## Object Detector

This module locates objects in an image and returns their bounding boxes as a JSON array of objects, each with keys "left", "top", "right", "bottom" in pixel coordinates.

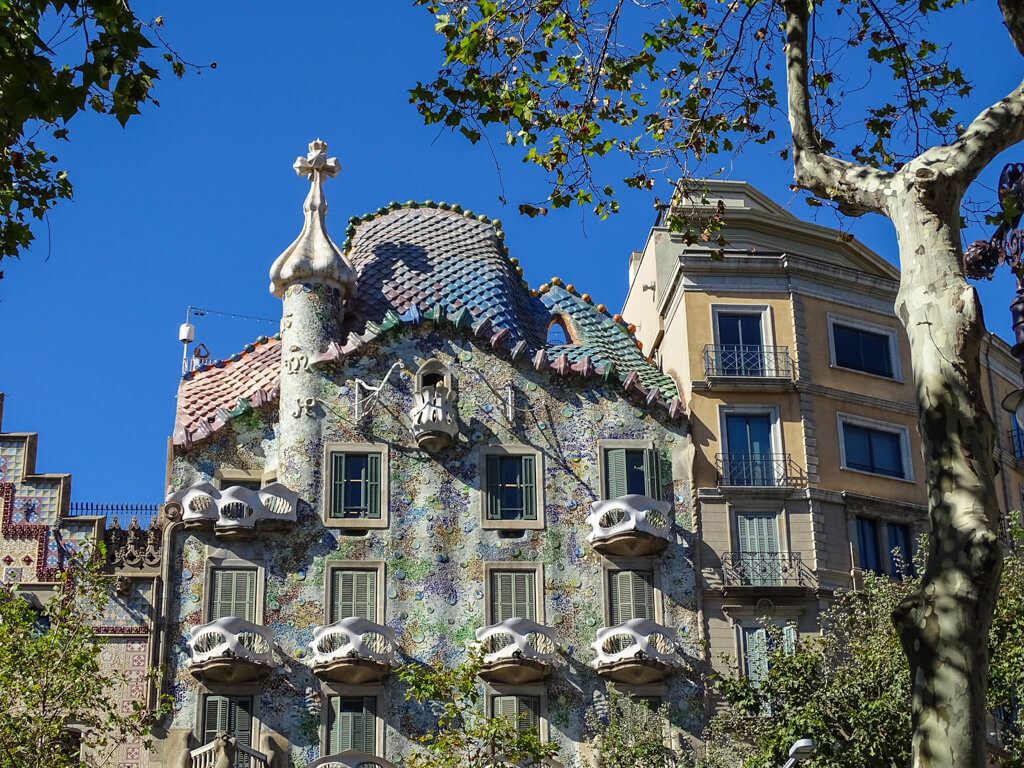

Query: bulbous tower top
[{"left": 268, "top": 139, "right": 356, "bottom": 298}]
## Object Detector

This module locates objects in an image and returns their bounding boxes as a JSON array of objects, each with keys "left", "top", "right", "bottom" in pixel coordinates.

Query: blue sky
[{"left": 0, "top": 0, "right": 1021, "bottom": 505}]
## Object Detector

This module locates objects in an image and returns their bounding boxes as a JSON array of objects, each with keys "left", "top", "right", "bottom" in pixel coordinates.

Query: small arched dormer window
[
  {"left": 546, "top": 316, "right": 574, "bottom": 346},
  {"left": 415, "top": 358, "right": 453, "bottom": 392}
]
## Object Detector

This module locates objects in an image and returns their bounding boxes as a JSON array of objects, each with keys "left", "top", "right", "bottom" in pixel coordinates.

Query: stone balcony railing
[
  {"left": 309, "top": 617, "right": 398, "bottom": 684},
  {"left": 308, "top": 753, "right": 397, "bottom": 768},
  {"left": 585, "top": 495, "right": 673, "bottom": 557},
  {"left": 475, "top": 617, "right": 558, "bottom": 684},
  {"left": 190, "top": 734, "right": 268, "bottom": 768},
  {"left": 167, "top": 482, "right": 299, "bottom": 537},
  {"left": 409, "top": 385, "right": 459, "bottom": 453},
  {"left": 187, "top": 617, "right": 275, "bottom": 684},
  {"left": 591, "top": 618, "right": 680, "bottom": 684}
]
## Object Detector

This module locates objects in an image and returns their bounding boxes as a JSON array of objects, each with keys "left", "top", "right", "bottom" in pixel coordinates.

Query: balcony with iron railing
[
  {"left": 1007, "top": 427, "right": 1024, "bottom": 462},
  {"left": 715, "top": 453, "right": 803, "bottom": 488},
  {"left": 703, "top": 345, "right": 792, "bottom": 382},
  {"left": 191, "top": 735, "right": 268, "bottom": 768},
  {"left": 591, "top": 618, "right": 681, "bottom": 685},
  {"left": 721, "top": 552, "right": 810, "bottom": 591},
  {"left": 309, "top": 617, "right": 398, "bottom": 684},
  {"left": 475, "top": 617, "right": 558, "bottom": 684},
  {"left": 186, "top": 617, "right": 275, "bottom": 684}
]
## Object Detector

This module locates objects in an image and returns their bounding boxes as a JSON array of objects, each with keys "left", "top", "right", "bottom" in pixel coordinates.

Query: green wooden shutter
[
  {"left": 330, "top": 697, "right": 375, "bottom": 755},
  {"left": 643, "top": 448, "right": 660, "bottom": 498},
  {"left": 737, "top": 514, "right": 778, "bottom": 554},
  {"left": 783, "top": 624, "right": 797, "bottom": 655},
  {"left": 367, "top": 453, "right": 381, "bottom": 518},
  {"left": 210, "top": 569, "right": 256, "bottom": 622},
  {"left": 331, "top": 452, "right": 346, "bottom": 518},
  {"left": 495, "top": 695, "right": 518, "bottom": 725},
  {"left": 203, "top": 695, "right": 229, "bottom": 744},
  {"left": 521, "top": 455, "right": 536, "bottom": 520},
  {"left": 332, "top": 570, "right": 377, "bottom": 623},
  {"left": 514, "top": 571, "right": 536, "bottom": 620},
  {"left": 606, "top": 449, "right": 628, "bottom": 498},
  {"left": 518, "top": 696, "right": 540, "bottom": 731},
  {"left": 486, "top": 455, "right": 501, "bottom": 519},
  {"left": 488, "top": 570, "right": 536, "bottom": 622},
  {"left": 743, "top": 626, "right": 769, "bottom": 685},
  {"left": 609, "top": 570, "right": 654, "bottom": 625}
]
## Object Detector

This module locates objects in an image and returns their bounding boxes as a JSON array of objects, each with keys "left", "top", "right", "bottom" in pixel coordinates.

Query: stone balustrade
[
  {"left": 585, "top": 494, "right": 672, "bottom": 556},
  {"left": 475, "top": 617, "right": 558, "bottom": 683},
  {"left": 309, "top": 617, "right": 398, "bottom": 684},
  {"left": 187, "top": 617, "right": 275, "bottom": 684},
  {"left": 167, "top": 482, "right": 299, "bottom": 537},
  {"left": 590, "top": 618, "right": 680, "bottom": 684}
]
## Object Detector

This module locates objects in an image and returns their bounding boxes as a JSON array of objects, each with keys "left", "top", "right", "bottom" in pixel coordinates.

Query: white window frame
[
  {"left": 717, "top": 405, "right": 784, "bottom": 456},
  {"left": 323, "top": 441, "right": 390, "bottom": 530},
  {"left": 710, "top": 304, "right": 775, "bottom": 348},
  {"left": 318, "top": 684, "right": 384, "bottom": 758},
  {"left": 836, "top": 412, "right": 914, "bottom": 482},
  {"left": 827, "top": 313, "right": 903, "bottom": 382},
  {"left": 479, "top": 445, "right": 545, "bottom": 530}
]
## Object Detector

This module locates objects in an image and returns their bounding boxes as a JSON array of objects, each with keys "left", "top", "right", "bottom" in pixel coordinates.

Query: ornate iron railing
[
  {"left": 67, "top": 502, "right": 158, "bottom": 530},
  {"left": 1008, "top": 427, "right": 1024, "bottom": 460},
  {"left": 722, "top": 552, "right": 807, "bottom": 587},
  {"left": 716, "top": 453, "right": 801, "bottom": 487},
  {"left": 704, "top": 345, "right": 791, "bottom": 378}
]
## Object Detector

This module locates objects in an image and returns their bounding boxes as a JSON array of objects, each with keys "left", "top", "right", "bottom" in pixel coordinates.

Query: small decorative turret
[
  {"left": 269, "top": 139, "right": 356, "bottom": 297},
  {"left": 273, "top": 139, "right": 352, "bottom": 503}
]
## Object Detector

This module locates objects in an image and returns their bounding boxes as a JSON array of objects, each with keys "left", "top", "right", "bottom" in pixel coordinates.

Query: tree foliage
[
  {"left": 702, "top": 534, "right": 1024, "bottom": 768},
  {"left": 0, "top": 0, "right": 210, "bottom": 272},
  {"left": 585, "top": 684, "right": 684, "bottom": 768},
  {"left": 0, "top": 545, "right": 171, "bottom": 768},
  {"left": 411, "top": 0, "right": 974, "bottom": 220},
  {"left": 397, "top": 649, "right": 560, "bottom": 768}
]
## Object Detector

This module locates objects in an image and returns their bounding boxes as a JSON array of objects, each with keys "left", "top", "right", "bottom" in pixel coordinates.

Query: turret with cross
[{"left": 270, "top": 139, "right": 356, "bottom": 501}]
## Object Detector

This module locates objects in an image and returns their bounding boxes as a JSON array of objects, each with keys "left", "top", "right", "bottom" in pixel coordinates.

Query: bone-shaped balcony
[
  {"left": 409, "top": 385, "right": 459, "bottom": 453},
  {"left": 591, "top": 618, "right": 680, "bottom": 684},
  {"left": 168, "top": 482, "right": 298, "bottom": 538},
  {"left": 186, "top": 617, "right": 275, "bottom": 684},
  {"left": 585, "top": 495, "right": 673, "bottom": 557},
  {"left": 309, "top": 617, "right": 398, "bottom": 684},
  {"left": 308, "top": 753, "right": 397, "bottom": 768},
  {"left": 475, "top": 618, "right": 558, "bottom": 684}
]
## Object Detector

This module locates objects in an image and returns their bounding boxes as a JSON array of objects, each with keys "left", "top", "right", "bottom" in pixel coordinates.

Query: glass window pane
[
  {"left": 623, "top": 450, "right": 647, "bottom": 495},
  {"left": 833, "top": 323, "right": 894, "bottom": 377},
  {"left": 857, "top": 518, "right": 881, "bottom": 573},
  {"left": 870, "top": 430, "right": 904, "bottom": 477},
  {"left": 843, "top": 425, "right": 874, "bottom": 472}
]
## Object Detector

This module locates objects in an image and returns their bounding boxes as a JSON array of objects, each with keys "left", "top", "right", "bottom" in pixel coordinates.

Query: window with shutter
[
  {"left": 736, "top": 513, "right": 780, "bottom": 586},
  {"left": 209, "top": 568, "right": 258, "bottom": 623},
  {"left": 604, "top": 447, "right": 659, "bottom": 499},
  {"left": 489, "top": 570, "right": 536, "bottom": 623},
  {"left": 330, "top": 451, "right": 383, "bottom": 519},
  {"left": 484, "top": 453, "right": 538, "bottom": 521},
  {"left": 608, "top": 569, "right": 655, "bottom": 626},
  {"left": 327, "top": 696, "right": 376, "bottom": 756},
  {"left": 203, "top": 696, "right": 253, "bottom": 768},
  {"left": 330, "top": 569, "right": 377, "bottom": 623},
  {"left": 742, "top": 626, "right": 769, "bottom": 686},
  {"left": 492, "top": 695, "right": 541, "bottom": 732}
]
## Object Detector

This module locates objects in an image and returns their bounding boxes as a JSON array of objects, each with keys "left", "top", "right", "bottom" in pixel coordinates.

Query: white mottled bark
[{"left": 781, "top": 1, "right": 1024, "bottom": 766}]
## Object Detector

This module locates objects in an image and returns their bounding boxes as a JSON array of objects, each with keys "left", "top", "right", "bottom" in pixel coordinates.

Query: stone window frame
[
  {"left": 203, "top": 545, "right": 267, "bottom": 626},
  {"left": 194, "top": 682, "right": 263, "bottom": 753},
  {"left": 484, "top": 681, "right": 550, "bottom": 742},
  {"left": 600, "top": 557, "right": 665, "bottom": 628},
  {"left": 482, "top": 561, "right": 546, "bottom": 626},
  {"left": 596, "top": 438, "right": 659, "bottom": 501},
  {"left": 479, "top": 444, "right": 546, "bottom": 531},
  {"left": 836, "top": 411, "right": 914, "bottom": 483},
  {"left": 322, "top": 560, "right": 387, "bottom": 625},
  {"left": 322, "top": 441, "right": 390, "bottom": 530},
  {"left": 213, "top": 468, "right": 278, "bottom": 490},
  {"left": 709, "top": 303, "right": 777, "bottom": 348},
  {"left": 318, "top": 683, "right": 385, "bottom": 758},
  {"left": 826, "top": 312, "right": 903, "bottom": 382}
]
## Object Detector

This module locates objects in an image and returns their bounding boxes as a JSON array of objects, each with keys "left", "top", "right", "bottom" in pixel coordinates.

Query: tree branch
[
  {"left": 783, "top": 0, "right": 891, "bottom": 216},
  {"left": 999, "top": 0, "right": 1024, "bottom": 57},
  {"left": 937, "top": 76, "right": 1024, "bottom": 187}
]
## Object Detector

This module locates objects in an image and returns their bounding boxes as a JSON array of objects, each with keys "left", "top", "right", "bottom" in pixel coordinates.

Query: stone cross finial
[{"left": 268, "top": 138, "right": 356, "bottom": 297}]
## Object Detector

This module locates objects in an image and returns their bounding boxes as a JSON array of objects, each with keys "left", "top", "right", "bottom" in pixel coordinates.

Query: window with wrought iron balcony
[
  {"left": 715, "top": 411, "right": 803, "bottom": 489},
  {"left": 703, "top": 310, "right": 791, "bottom": 384}
]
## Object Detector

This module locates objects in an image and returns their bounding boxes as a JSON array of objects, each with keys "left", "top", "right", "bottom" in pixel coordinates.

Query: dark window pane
[
  {"left": 857, "top": 518, "right": 881, "bottom": 573},
  {"left": 623, "top": 450, "right": 647, "bottom": 495},
  {"left": 844, "top": 424, "right": 904, "bottom": 478},
  {"left": 888, "top": 523, "right": 914, "bottom": 579},
  {"left": 833, "top": 323, "right": 894, "bottom": 377}
]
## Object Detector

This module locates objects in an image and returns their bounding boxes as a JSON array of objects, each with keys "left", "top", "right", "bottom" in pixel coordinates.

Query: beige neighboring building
[{"left": 622, "top": 179, "right": 1024, "bottom": 686}]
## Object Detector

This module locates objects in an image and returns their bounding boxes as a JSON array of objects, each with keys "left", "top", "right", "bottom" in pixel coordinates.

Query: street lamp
[
  {"left": 782, "top": 738, "right": 816, "bottom": 768},
  {"left": 964, "top": 164, "right": 1024, "bottom": 423}
]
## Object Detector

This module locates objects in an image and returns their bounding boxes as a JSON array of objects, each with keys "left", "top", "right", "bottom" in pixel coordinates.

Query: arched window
[{"left": 546, "top": 317, "right": 572, "bottom": 346}]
